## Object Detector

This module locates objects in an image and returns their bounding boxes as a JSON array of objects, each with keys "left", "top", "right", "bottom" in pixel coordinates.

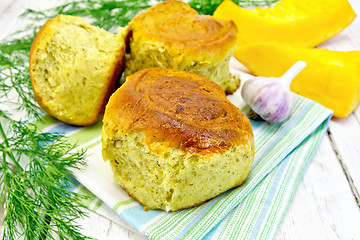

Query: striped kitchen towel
[{"left": 32, "top": 89, "right": 333, "bottom": 239}]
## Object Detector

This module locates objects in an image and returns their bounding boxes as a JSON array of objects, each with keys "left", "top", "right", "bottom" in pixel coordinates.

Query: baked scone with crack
[
  {"left": 29, "top": 15, "right": 127, "bottom": 126},
  {"left": 102, "top": 68, "right": 255, "bottom": 212},
  {"left": 124, "top": 0, "right": 240, "bottom": 94}
]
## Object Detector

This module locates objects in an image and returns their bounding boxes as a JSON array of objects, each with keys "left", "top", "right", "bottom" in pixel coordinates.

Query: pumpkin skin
[
  {"left": 234, "top": 42, "right": 360, "bottom": 118},
  {"left": 213, "top": 0, "right": 356, "bottom": 48}
]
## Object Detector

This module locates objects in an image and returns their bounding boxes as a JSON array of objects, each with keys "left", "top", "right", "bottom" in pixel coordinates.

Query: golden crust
[
  {"left": 129, "top": 0, "right": 238, "bottom": 61},
  {"left": 29, "top": 17, "right": 59, "bottom": 119},
  {"left": 29, "top": 15, "right": 126, "bottom": 126},
  {"left": 103, "top": 68, "right": 253, "bottom": 155}
]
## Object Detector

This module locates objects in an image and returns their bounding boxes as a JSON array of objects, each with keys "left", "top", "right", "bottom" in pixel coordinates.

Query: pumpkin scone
[
  {"left": 29, "top": 15, "right": 128, "bottom": 126},
  {"left": 124, "top": 0, "right": 239, "bottom": 94},
  {"left": 102, "top": 68, "right": 255, "bottom": 211}
]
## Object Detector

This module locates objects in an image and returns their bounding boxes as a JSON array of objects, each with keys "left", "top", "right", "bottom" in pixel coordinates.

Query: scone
[
  {"left": 29, "top": 15, "right": 128, "bottom": 126},
  {"left": 102, "top": 68, "right": 255, "bottom": 211},
  {"left": 124, "top": 0, "right": 240, "bottom": 94}
]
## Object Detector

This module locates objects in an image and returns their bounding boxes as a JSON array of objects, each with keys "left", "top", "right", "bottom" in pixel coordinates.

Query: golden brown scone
[
  {"left": 29, "top": 15, "right": 128, "bottom": 126},
  {"left": 124, "top": 0, "right": 240, "bottom": 94},
  {"left": 102, "top": 68, "right": 254, "bottom": 211}
]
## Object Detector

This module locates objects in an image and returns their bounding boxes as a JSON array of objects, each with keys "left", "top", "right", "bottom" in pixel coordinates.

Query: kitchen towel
[{"left": 32, "top": 84, "right": 333, "bottom": 240}]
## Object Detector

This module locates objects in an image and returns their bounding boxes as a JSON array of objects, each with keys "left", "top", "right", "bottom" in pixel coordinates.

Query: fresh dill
[
  {"left": 188, "top": 0, "right": 279, "bottom": 15},
  {"left": 0, "top": 119, "right": 88, "bottom": 240},
  {"left": 0, "top": 52, "right": 41, "bottom": 119},
  {"left": 22, "top": 0, "right": 156, "bottom": 33},
  {"left": 0, "top": 0, "right": 279, "bottom": 239}
]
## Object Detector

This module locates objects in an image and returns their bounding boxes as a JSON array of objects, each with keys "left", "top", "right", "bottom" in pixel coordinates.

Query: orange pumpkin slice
[
  {"left": 234, "top": 42, "right": 360, "bottom": 118},
  {"left": 213, "top": 0, "right": 356, "bottom": 48}
]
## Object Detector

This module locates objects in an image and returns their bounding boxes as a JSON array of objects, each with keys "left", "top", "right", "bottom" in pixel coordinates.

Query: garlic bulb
[{"left": 241, "top": 61, "right": 307, "bottom": 123}]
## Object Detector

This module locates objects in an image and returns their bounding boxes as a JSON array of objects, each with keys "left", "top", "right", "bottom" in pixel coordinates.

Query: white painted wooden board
[
  {"left": 276, "top": 135, "right": 360, "bottom": 240},
  {"left": 1, "top": 0, "right": 360, "bottom": 240},
  {"left": 75, "top": 209, "right": 146, "bottom": 240}
]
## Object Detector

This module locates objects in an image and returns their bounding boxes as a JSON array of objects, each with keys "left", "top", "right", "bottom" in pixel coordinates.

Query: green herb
[
  {"left": 22, "top": 0, "right": 156, "bottom": 32},
  {"left": 188, "top": 0, "right": 280, "bottom": 15},
  {"left": 0, "top": 119, "right": 88, "bottom": 239},
  {"left": 0, "top": 46, "right": 41, "bottom": 119}
]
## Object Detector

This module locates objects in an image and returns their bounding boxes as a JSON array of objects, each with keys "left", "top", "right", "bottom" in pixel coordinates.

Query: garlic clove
[{"left": 241, "top": 61, "right": 307, "bottom": 123}]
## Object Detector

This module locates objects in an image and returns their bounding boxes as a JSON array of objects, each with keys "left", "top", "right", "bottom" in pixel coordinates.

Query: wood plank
[
  {"left": 75, "top": 208, "right": 146, "bottom": 240},
  {"left": 354, "top": 105, "right": 360, "bottom": 124},
  {"left": 328, "top": 115, "right": 360, "bottom": 206},
  {"left": 276, "top": 134, "right": 360, "bottom": 240},
  {"left": 0, "top": 0, "right": 65, "bottom": 40},
  {"left": 0, "top": 0, "right": 14, "bottom": 15}
]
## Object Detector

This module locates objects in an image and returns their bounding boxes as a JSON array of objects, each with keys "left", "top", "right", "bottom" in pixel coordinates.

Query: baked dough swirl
[
  {"left": 105, "top": 68, "right": 252, "bottom": 154},
  {"left": 133, "top": 2, "right": 236, "bottom": 59},
  {"left": 125, "top": 0, "right": 240, "bottom": 94}
]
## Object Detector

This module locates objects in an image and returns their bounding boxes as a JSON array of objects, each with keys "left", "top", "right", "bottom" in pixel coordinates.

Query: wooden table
[{"left": 1, "top": 0, "right": 359, "bottom": 239}]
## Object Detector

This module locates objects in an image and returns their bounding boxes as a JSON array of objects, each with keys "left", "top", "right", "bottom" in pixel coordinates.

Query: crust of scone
[
  {"left": 29, "top": 15, "right": 127, "bottom": 126},
  {"left": 103, "top": 68, "right": 253, "bottom": 155},
  {"left": 129, "top": 0, "right": 237, "bottom": 61},
  {"left": 124, "top": 0, "right": 239, "bottom": 93}
]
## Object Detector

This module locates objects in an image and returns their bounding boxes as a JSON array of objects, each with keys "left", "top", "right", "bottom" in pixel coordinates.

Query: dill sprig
[
  {"left": 0, "top": 57, "right": 41, "bottom": 119},
  {"left": 22, "top": 0, "right": 156, "bottom": 32},
  {"left": 0, "top": 119, "right": 89, "bottom": 240},
  {"left": 188, "top": 0, "right": 280, "bottom": 15}
]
